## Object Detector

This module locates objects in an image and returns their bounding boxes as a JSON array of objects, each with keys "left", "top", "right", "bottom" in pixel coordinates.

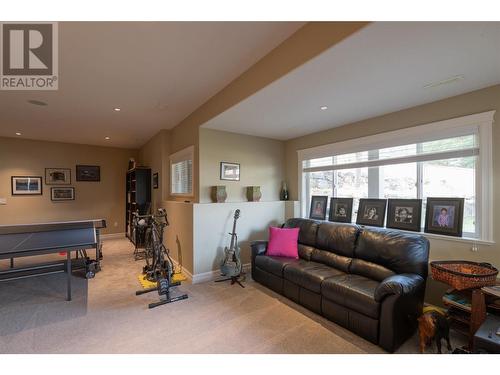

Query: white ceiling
[
  {"left": 0, "top": 22, "right": 304, "bottom": 148},
  {"left": 203, "top": 22, "right": 500, "bottom": 140}
]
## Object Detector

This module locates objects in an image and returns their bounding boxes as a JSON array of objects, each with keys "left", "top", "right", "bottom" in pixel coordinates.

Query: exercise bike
[{"left": 133, "top": 208, "right": 188, "bottom": 309}]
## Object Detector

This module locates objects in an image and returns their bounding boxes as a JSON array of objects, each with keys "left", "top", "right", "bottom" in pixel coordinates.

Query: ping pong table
[{"left": 0, "top": 219, "right": 106, "bottom": 301}]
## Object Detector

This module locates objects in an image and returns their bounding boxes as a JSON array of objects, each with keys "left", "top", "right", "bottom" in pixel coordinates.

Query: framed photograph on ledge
[
  {"left": 11, "top": 176, "right": 42, "bottom": 195},
  {"left": 45, "top": 168, "right": 71, "bottom": 185},
  {"left": 220, "top": 162, "right": 240, "bottom": 181},
  {"left": 51, "top": 187, "right": 75, "bottom": 201},
  {"left": 386, "top": 199, "right": 422, "bottom": 232},
  {"left": 309, "top": 195, "right": 328, "bottom": 220},
  {"left": 328, "top": 197, "right": 353, "bottom": 223},
  {"left": 424, "top": 197, "right": 464, "bottom": 237},
  {"left": 356, "top": 198, "right": 387, "bottom": 227}
]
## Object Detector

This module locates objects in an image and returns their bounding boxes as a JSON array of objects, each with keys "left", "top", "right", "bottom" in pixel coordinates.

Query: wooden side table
[{"left": 443, "top": 288, "right": 487, "bottom": 350}]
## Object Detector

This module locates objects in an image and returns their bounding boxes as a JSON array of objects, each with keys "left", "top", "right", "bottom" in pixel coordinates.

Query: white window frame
[
  {"left": 170, "top": 145, "right": 194, "bottom": 197},
  {"left": 297, "top": 111, "right": 495, "bottom": 243}
]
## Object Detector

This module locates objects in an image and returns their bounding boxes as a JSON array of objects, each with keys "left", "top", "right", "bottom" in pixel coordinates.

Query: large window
[
  {"left": 170, "top": 146, "right": 194, "bottom": 196},
  {"left": 299, "top": 112, "right": 494, "bottom": 241}
]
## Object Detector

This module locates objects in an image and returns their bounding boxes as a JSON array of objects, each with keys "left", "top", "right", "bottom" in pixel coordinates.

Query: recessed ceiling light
[
  {"left": 27, "top": 99, "right": 48, "bottom": 106},
  {"left": 320, "top": 106, "right": 328, "bottom": 111},
  {"left": 105, "top": 136, "right": 110, "bottom": 140},
  {"left": 114, "top": 108, "right": 121, "bottom": 112},
  {"left": 15, "top": 132, "right": 22, "bottom": 136},
  {"left": 423, "top": 75, "right": 465, "bottom": 89}
]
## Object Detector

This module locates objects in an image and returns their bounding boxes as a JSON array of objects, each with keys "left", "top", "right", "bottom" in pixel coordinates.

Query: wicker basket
[{"left": 430, "top": 260, "right": 499, "bottom": 290}]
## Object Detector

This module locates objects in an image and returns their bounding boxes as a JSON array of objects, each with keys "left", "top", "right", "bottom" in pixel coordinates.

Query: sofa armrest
[
  {"left": 374, "top": 274, "right": 424, "bottom": 302},
  {"left": 250, "top": 241, "right": 268, "bottom": 279},
  {"left": 250, "top": 240, "right": 268, "bottom": 257}
]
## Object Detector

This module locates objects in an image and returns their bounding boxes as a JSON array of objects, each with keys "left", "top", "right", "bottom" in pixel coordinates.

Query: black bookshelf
[{"left": 125, "top": 166, "right": 151, "bottom": 245}]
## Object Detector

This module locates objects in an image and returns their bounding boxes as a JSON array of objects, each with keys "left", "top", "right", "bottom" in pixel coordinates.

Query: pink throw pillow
[{"left": 267, "top": 226, "right": 299, "bottom": 259}]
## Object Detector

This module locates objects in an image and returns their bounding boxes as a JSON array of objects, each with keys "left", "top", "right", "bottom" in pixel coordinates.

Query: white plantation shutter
[
  {"left": 170, "top": 146, "right": 194, "bottom": 196},
  {"left": 171, "top": 159, "right": 192, "bottom": 194}
]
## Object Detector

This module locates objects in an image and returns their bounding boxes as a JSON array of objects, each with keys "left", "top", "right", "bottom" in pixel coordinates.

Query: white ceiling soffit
[
  {"left": 0, "top": 21, "right": 305, "bottom": 148},
  {"left": 202, "top": 22, "right": 500, "bottom": 140}
]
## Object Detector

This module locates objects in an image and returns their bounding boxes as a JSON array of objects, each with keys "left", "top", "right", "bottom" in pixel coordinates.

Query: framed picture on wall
[
  {"left": 424, "top": 197, "right": 464, "bottom": 237},
  {"left": 51, "top": 187, "right": 75, "bottom": 201},
  {"left": 356, "top": 198, "right": 387, "bottom": 227},
  {"left": 309, "top": 195, "right": 328, "bottom": 220},
  {"left": 328, "top": 197, "right": 353, "bottom": 223},
  {"left": 220, "top": 162, "right": 240, "bottom": 181},
  {"left": 11, "top": 176, "right": 43, "bottom": 195},
  {"left": 76, "top": 165, "right": 100, "bottom": 182},
  {"left": 45, "top": 168, "right": 71, "bottom": 185},
  {"left": 386, "top": 199, "right": 422, "bottom": 232},
  {"left": 153, "top": 172, "right": 159, "bottom": 189}
]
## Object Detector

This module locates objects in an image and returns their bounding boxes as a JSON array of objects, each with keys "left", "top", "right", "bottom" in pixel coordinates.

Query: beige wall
[
  {"left": 138, "top": 131, "right": 195, "bottom": 274},
  {"left": 0, "top": 136, "right": 136, "bottom": 234},
  {"left": 199, "top": 128, "right": 285, "bottom": 203},
  {"left": 162, "top": 201, "right": 194, "bottom": 275},
  {"left": 284, "top": 84, "right": 500, "bottom": 304},
  {"left": 138, "top": 129, "right": 171, "bottom": 208}
]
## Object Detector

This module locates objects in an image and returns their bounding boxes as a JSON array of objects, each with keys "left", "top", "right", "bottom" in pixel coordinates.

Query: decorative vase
[
  {"left": 211, "top": 186, "right": 227, "bottom": 203},
  {"left": 280, "top": 181, "right": 289, "bottom": 201},
  {"left": 246, "top": 186, "right": 262, "bottom": 202}
]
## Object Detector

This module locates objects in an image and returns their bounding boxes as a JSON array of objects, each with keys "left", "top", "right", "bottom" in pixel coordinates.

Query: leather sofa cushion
[
  {"left": 350, "top": 258, "right": 395, "bottom": 282},
  {"left": 310, "top": 249, "right": 352, "bottom": 272},
  {"left": 254, "top": 255, "right": 300, "bottom": 278},
  {"left": 316, "top": 222, "right": 359, "bottom": 257},
  {"left": 298, "top": 244, "right": 315, "bottom": 261},
  {"left": 283, "top": 218, "right": 320, "bottom": 247},
  {"left": 322, "top": 274, "right": 381, "bottom": 319},
  {"left": 284, "top": 260, "right": 346, "bottom": 294},
  {"left": 355, "top": 228, "right": 430, "bottom": 277}
]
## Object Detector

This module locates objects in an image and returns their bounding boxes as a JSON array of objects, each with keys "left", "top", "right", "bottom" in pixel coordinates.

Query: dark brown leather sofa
[{"left": 251, "top": 218, "right": 430, "bottom": 352}]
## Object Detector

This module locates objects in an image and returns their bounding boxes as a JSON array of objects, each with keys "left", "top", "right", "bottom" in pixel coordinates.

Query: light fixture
[
  {"left": 114, "top": 108, "right": 121, "bottom": 112},
  {"left": 15, "top": 132, "right": 22, "bottom": 136},
  {"left": 320, "top": 106, "right": 328, "bottom": 111},
  {"left": 105, "top": 136, "right": 110, "bottom": 140},
  {"left": 423, "top": 75, "right": 465, "bottom": 89}
]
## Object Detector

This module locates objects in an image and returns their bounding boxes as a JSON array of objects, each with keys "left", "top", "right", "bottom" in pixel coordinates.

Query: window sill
[
  {"left": 393, "top": 228, "right": 495, "bottom": 246},
  {"left": 421, "top": 232, "right": 494, "bottom": 246}
]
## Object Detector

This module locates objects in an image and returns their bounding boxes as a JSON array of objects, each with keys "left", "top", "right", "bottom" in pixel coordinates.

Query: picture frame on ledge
[
  {"left": 309, "top": 195, "right": 328, "bottom": 220},
  {"left": 424, "top": 197, "right": 464, "bottom": 237},
  {"left": 328, "top": 197, "right": 353, "bottom": 223},
  {"left": 11, "top": 176, "right": 43, "bottom": 195},
  {"left": 356, "top": 198, "right": 387, "bottom": 227},
  {"left": 45, "top": 168, "right": 71, "bottom": 185},
  {"left": 386, "top": 199, "right": 422, "bottom": 232},
  {"left": 76, "top": 165, "right": 100, "bottom": 182},
  {"left": 220, "top": 162, "right": 240, "bottom": 181},
  {"left": 51, "top": 187, "right": 75, "bottom": 201}
]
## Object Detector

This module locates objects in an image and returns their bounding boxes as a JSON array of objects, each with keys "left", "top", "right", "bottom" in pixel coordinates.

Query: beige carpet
[{"left": 0, "top": 238, "right": 460, "bottom": 354}]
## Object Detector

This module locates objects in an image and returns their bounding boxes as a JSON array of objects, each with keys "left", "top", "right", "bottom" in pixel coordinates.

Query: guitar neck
[{"left": 229, "top": 218, "right": 238, "bottom": 250}]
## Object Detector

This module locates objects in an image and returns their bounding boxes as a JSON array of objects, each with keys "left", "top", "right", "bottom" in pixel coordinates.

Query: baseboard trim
[
  {"left": 101, "top": 232, "right": 126, "bottom": 240},
  {"left": 100, "top": 237, "right": 250, "bottom": 285},
  {"left": 170, "top": 257, "right": 194, "bottom": 283},
  {"left": 191, "top": 263, "right": 251, "bottom": 284}
]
